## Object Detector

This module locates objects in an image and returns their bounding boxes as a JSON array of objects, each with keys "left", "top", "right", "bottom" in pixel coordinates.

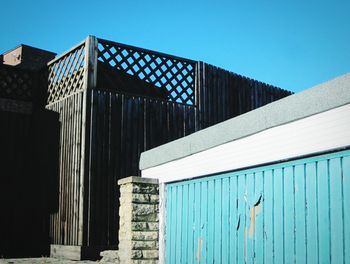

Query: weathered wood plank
[
  {"left": 46, "top": 92, "right": 85, "bottom": 246},
  {"left": 46, "top": 37, "right": 292, "bottom": 252},
  {"left": 196, "top": 63, "right": 292, "bottom": 129}
]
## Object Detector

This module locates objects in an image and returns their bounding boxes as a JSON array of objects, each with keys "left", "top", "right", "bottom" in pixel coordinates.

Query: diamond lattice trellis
[
  {"left": 47, "top": 44, "right": 85, "bottom": 103},
  {"left": 97, "top": 39, "right": 196, "bottom": 105},
  {"left": 0, "top": 65, "right": 33, "bottom": 101}
]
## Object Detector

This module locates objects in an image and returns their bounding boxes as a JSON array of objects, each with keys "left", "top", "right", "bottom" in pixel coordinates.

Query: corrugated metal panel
[{"left": 166, "top": 149, "right": 350, "bottom": 263}]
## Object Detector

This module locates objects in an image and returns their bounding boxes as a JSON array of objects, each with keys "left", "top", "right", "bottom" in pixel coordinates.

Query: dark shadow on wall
[{"left": 0, "top": 109, "right": 60, "bottom": 258}]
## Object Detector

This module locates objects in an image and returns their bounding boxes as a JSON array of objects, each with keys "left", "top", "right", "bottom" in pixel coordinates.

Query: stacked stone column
[{"left": 118, "top": 176, "right": 159, "bottom": 264}]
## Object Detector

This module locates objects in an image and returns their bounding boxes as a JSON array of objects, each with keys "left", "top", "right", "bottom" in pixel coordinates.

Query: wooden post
[{"left": 79, "top": 35, "right": 98, "bottom": 245}]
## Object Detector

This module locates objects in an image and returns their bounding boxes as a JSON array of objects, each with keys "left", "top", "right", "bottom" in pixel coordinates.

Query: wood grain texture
[
  {"left": 46, "top": 36, "right": 292, "bottom": 251},
  {"left": 47, "top": 92, "right": 84, "bottom": 246},
  {"left": 196, "top": 62, "right": 292, "bottom": 129}
]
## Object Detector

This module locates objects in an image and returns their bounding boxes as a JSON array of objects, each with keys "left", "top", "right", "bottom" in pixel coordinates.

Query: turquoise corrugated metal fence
[{"left": 166, "top": 149, "right": 350, "bottom": 263}]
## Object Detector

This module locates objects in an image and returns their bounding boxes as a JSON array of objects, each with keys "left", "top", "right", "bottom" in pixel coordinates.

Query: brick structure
[{"left": 101, "top": 176, "right": 159, "bottom": 264}]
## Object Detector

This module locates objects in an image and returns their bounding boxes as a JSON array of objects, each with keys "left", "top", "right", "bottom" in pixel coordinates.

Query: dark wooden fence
[
  {"left": 45, "top": 40, "right": 88, "bottom": 247},
  {"left": 47, "top": 92, "right": 85, "bottom": 246},
  {"left": 45, "top": 36, "right": 292, "bottom": 256},
  {"left": 87, "top": 90, "right": 196, "bottom": 246},
  {"left": 0, "top": 64, "right": 59, "bottom": 257},
  {"left": 0, "top": 64, "right": 34, "bottom": 114},
  {"left": 0, "top": 64, "right": 49, "bottom": 113},
  {"left": 196, "top": 62, "right": 291, "bottom": 129}
]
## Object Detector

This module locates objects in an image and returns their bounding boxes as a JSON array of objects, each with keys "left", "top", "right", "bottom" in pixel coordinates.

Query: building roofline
[
  {"left": 140, "top": 72, "right": 350, "bottom": 170},
  {"left": 1, "top": 44, "right": 56, "bottom": 56}
]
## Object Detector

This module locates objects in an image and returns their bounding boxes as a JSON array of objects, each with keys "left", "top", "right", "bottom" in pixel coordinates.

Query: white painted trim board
[{"left": 142, "top": 103, "right": 350, "bottom": 183}]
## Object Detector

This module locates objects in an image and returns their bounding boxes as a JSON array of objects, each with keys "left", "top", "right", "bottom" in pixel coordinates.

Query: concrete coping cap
[
  {"left": 139, "top": 72, "right": 350, "bottom": 170},
  {"left": 118, "top": 176, "right": 159, "bottom": 185}
]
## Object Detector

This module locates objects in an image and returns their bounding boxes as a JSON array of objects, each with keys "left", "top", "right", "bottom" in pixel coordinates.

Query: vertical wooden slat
[
  {"left": 138, "top": 96, "right": 143, "bottom": 161},
  {"left": 70, "top": 95, "right": 75, "bottom": 245},
  {"left": 66, "top": 96, "right": 71, "bottom": 244},
  {"left": 53, "top": 103, "right": 60, "bottom": 244},
  {"left": 70, "top": 96, "right": 75, "bottom": 244},
  {"left": 62, "top": 98, "right": 68, "bottom": 244},
  {"left": 197, "top": 62, "right": 292, "bottom": 129},
  {"left": 109, "top": 92, "right": 114, "bottom": 245},
  {"left": 131, "top": 96, "right": 139, "bottom": 175},
  {"left": 70, "top": 96, "right": 76, "bottom": 244},
  {"left": 47, "top": 92, "right": 84, "bottom": 245},
  {"left": 73, "top": 94, "right": 79, "bottom": 244},
  {"left": 75, "top": 93, "right": 82, "bottom": 243},
  {"left": 79, "top": 39, "right": 89, "bottom": 245},
  {"left": 87, "top": 89, "right": 97, "bottom": 244},
  {"left": 106, "top": 91, "right": 113, "bottom": 245}
]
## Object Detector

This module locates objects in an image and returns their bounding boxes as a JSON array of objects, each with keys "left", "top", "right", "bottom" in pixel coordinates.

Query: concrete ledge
[
  {"left": 50, "top": 244, "right": 115, "bottom": 260},
  {"left": 118, "top": 176, "right": 159, "bottom": 185},
  {"left": 140, "top": 72, "right": 350, "bottom": 170}
]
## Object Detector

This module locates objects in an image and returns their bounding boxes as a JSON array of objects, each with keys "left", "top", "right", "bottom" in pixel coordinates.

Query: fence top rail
[
  {"left": 98, "top": 37, "right": 197, "bottom": 105},
  {"left": 139, "top": 72, "right": 350, "bottom": 171},
  {"left": 47, "top": 39, "right": 86, "bottom": 66},
  {"left": 201, "top": 62, "right": 292, "bottom": 94},
  {"left": 97, "top": 38, "right": 197, "bottom": 65},
  {"left": 94, "top": 86, "right": 198, "bottom": 108}
]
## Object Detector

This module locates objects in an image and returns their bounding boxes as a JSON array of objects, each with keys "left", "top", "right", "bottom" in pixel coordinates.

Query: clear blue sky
[{"left": 1, "top": 0, "right": 349, "bottom": 92}]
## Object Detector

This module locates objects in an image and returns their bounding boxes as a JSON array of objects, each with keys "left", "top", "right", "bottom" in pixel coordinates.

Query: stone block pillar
[{"left": 117, "top": 176, "right": 159, "bottom": 264}]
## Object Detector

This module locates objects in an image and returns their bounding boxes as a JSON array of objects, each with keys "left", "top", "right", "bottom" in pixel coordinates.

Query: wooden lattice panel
[
  {"left": 47, "top": 44, "right": 85, "bottom": 103},
  {"left": 0, "top": 65, "right": 33, "bottom": 101},
  {"left": 97, "top": 39, "right": 196, "bottom": 105}
]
